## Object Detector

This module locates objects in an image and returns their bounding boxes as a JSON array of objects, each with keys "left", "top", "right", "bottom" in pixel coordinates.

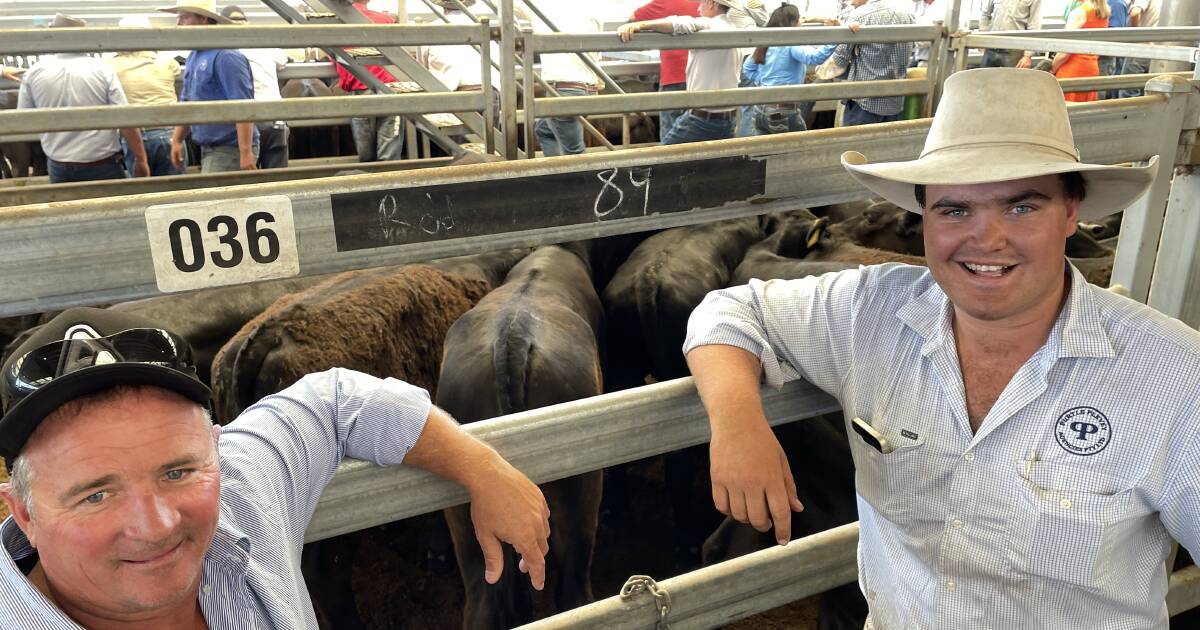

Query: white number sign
[{"left": 145, "top": 195, "right": 300, "bottom": 293}]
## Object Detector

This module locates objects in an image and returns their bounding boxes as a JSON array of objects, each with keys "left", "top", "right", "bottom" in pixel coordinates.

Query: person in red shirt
[
  {"left": 628, "top": 0, "right": 700, "bottom": 140},
  {"left": 335, "top": 0, "right": 405, "bottom": 162}
]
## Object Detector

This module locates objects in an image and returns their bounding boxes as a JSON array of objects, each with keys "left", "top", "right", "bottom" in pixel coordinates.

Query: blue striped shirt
[
  {"left": 0, "top": 368, "right": 431, "bottom": 628},
  {"left": 685, "top": 263, "right": 1200, "bottom": 629},
  {"left": 742, "top": 44, "right": 836, "bottom": 87}
]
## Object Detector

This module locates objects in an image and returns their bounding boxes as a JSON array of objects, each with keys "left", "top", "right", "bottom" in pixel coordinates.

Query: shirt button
[
  {"left": 1060, "top": 498, "right": 1072, "bottom": 509},
  {"left": 946, "top": 580, "right": 956, "bottom": 591},
  {"left": 951, "top": 519, "right": 964, "bottom": 529},
  {"left": 963, "top": 452, "right": 975, "bottom": 461},
  {"left": 202, "top": 584, "right": 212, "bottom": 594}
]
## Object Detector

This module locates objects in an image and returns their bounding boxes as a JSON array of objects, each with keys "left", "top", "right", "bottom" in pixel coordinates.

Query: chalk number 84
[{"left": 168, "top": 212, "right": 281, "bottom": 273}]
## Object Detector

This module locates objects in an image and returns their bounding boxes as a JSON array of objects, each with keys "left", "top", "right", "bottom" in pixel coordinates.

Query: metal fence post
[
  {"left": 1110, "top": 74, "right": 1193, "bottom": 302},
  {"left": 500, "top": 0, "right": 519, "bottom": 159},
  {"left": 932, "top": 0, "right": 963, "bottom": 111},
  {"left": 1147, "top": 83, "right": 1200, "bottom": 323},
  {"left": 521, "top": 27, "right": 537, "bottom": 158},
  {"left": 480, "top": 17, "right": 496, "bottom": 155}
]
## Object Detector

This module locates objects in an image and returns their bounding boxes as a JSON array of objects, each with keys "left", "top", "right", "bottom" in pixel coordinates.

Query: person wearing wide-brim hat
[
  {"left": 158, "top": 0, "right": 232, "bottom": 24},
  {"left": 686, "top": 67, "right": 1200, "bottom": 629}
]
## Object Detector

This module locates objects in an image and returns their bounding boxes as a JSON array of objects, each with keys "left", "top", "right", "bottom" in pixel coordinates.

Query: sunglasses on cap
[{"left": 3, "top": 326, "right": 196, "bottom": 410}]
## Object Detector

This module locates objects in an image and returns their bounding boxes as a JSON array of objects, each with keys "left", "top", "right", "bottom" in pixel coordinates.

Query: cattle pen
[{"left": 2, "top": 0, "right": 1200, "bottom": 627}]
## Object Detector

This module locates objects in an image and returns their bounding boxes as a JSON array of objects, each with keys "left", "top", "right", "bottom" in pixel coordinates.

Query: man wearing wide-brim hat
[
  {"left": 686, "top": 67, "right": 1199, "bottom": 628},
  {"left": 161, "top": 0, "right": 260, "bottom": 173}
]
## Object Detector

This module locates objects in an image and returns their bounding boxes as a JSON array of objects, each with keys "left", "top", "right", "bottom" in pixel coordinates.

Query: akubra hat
[
  {"left": 840, "top": 68, "right": 1157, "bottom": 222},
  {"left": 48, "top": 13, "right": 87, "bottom": 28},
  {"left": 159, "top": 0, "right": 233, "bottom": 24}
]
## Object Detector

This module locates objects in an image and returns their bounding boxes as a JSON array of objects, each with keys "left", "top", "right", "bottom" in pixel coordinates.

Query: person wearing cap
[
  {"left": 107, "top": 15, "right": 187, "bottom": 177},
  {"left": 685, "top": 68, "right": 1199, "bottom": 628},
  {"left": 826, "top": 0, "right": 914, "bottom": 126},
  {"left": 161, "top": 0, "right": 260, "bottom": 173},
  {"left": 222, "top": 5, "right": 292, "bottom": 170},
  {"left": 0, "top": 307, "right": 551, "bottom": 627},
  {"left": 16, "top": 14, "right": 150, "bottom": 184},
  {"left": 617, "top": 0, "right": 746, "bottom": 145}
]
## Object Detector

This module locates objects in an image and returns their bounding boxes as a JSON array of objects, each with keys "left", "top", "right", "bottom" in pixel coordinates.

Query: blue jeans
[
  {"left": 200, "top": 143, "right": 260, "bottom": 173},
  {"left": 123, "top": 128, "right": 184, "bottom": 177},
  {"left": 842, "top": 100, "right": 901, "bottom": 127},
  {"left": 658, "top": 82, "right": 686, "bottom": 141},
  {"left": 750, "top": 105, "right": 807, "bottom": 135},
  {"left": 981, "top": 49, "right": 1021, "bottom": 68},
  {"left": 535, "top": 86, "right": 589, "bottom": 156},
  {"left": 1118, "top": 57, "right": 1150, "bottom": 99},
  {"left": 661, "top": 110, "right": 735, "bottom": 145},
  {"left": 1097, "top": 56, "right": 1122, "bottom": 100},
  {"left": 350, "top": 89, "right": 405, "bottom": 162},
  {"left": 48, "top": 153, "right": 127, "bottom": 184}
]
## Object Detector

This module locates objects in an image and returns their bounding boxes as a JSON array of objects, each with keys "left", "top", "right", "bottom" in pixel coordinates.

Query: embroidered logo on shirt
[
  {"left": 900, "top": 429, "right": 919, "bottom": 441},
  {"left": 1054, "top": 406, "right": 1112, "bottom": 456}
]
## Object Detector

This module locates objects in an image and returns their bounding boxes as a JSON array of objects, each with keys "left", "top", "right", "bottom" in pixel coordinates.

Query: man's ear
[
  {"left": 211, "top": 423, "right": 222, "bottom": 451},
  {"left": 0, "top": 483, "right": 36, "bottom": 547},
  {"left": 1064, "top": 198, "right": 1081, "bottom": 236}
]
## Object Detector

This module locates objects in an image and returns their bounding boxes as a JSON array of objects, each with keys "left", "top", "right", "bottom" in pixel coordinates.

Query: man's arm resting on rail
[
  {"left": 403, "top": 407, "right": 551, "bottom": 590},
  {"left": 617, "top": 19, "right": 675, "bottom": 41},
  {"left": 687, "top": 344, "right": 804, "bottom": 546}
]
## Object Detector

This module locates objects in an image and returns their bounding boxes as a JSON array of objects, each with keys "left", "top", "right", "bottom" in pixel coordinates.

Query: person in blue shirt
[
  {"left": 742, "top": 3, "right": 836, "bottom": 135},
  {"left": 163, "top": 0, "right": 260, "bottom": 173},
  {"left": 1100, "top": 0, "right": 1129, "bottom": 99}
]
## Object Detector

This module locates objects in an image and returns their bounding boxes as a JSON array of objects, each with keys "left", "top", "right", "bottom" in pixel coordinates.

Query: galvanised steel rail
[
  {"left": 963, "top": 33, "right": 1200, "bottom": 63},
  {"left": 534, "top": 24, "right": 941, "bottom": 54},
  {"left": 0, "top": 24, "right": 484, "bottom": 55}
]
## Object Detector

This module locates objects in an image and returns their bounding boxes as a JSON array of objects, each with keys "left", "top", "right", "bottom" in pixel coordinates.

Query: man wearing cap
[
  {"left": 16, "top": 14, "right": 150, "bottom": 184},
  {"left": 162, "top": 0, "right": 260, "bottom": 173},
  {"left": 0, "top": 307, "right": 551, "bottom": 627},
  {"left": 107, "top": 16, "right": 187, "bottom": 177},
  {"left": 685, "top": 68, "right": 1199, "bottom": 628},
  {"left": 617, "top": 0, "right": 746, "bottom": 145},
  {"left": 222, "top": 5, "right": 292, "bottom": 169}
]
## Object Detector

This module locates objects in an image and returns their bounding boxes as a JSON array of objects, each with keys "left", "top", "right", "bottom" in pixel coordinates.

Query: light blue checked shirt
[
  {"left": 685, "top": 263, "right": 1200, "bottom": 629},
  {"left": 0, "top": 368, "right": 431, "bottom": 629}
]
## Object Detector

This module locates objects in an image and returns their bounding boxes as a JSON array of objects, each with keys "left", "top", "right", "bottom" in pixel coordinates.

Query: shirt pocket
[
  {"left": 1007, "top": 458, "right": 1134, "bottom": 589},
  {"left": 850, "top": 416, "right": 931, "bottom": 526}
]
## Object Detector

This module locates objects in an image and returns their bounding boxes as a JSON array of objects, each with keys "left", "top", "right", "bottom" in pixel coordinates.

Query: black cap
[
  {"left": 0, "top": 307, "right": 211, "bottom": 464},
  {"left": 220, "top": 5, "right": 247, "bottom": 22}
]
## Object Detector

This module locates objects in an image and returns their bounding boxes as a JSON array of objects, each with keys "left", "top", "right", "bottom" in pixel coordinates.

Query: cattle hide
[
  {"left": 829, "top": 200, "right": 924, "bottom": 256},
  {"left": 437, "top": 245, "right": 604, "bottom": 629},
  {"left": 1065, "top": 228, "right": 1113, "bottom": 259},
  {"left": 732, "top": 210, "right": 858, "bottom": 286}
]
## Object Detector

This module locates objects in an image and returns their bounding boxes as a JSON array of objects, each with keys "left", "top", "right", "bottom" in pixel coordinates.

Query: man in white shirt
[
  {"left": 223, "top": 5, "right": 291, "bottom": 169},
  {"left": 685, "top": 68, "right": 1199, "bottom": 629},
  {"left": 17, "top": 14, "right": 149, "bottom": 183},
  {"left": 618, "top": 0, "right": 744, "bottom": 145},
  {"left": 527, "top": 3, "right": 603, "bottom": 156},
  {"left": 421, "top": 0, "right": 501, "bottom": 128}
]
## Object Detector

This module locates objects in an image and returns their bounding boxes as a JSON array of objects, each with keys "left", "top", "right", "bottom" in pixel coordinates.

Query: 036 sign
[{"left": 144, "top": 196, "right": 300, "bottom": 293}]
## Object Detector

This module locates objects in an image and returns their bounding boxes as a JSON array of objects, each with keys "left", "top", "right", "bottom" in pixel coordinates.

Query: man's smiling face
[{"left": 922, "top": 174, "right": 1081, "bottom": 324}]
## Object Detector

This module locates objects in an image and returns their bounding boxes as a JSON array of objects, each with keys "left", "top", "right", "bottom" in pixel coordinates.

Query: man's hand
[
  {"left": 617, "top": 22, "right": 641, "bottom": 42},
  {"left": 132, "top": 159, "right": 150, "bottom": 178},
  {"left": 1016, "top": 54, "right": 1033, "bottom": 69},
  {"left": 710, "top": 416, "right": 803, "bottom": 545},
  {"left": 466, "top": 453, "right": 551, "bottom": 589},
  {"left": 239, "top": 151, "right": 258, "bottom": 171},
  {"left": 170, "top": 141, "right": 185, "bottom": 170},
  {"left": 847, "top": 22, "right": 862, "bottom": 33}
]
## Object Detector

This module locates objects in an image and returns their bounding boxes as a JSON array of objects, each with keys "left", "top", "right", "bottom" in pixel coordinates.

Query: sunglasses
[{"left": 3, "top": 327, "right": 196, "bottom": 409}]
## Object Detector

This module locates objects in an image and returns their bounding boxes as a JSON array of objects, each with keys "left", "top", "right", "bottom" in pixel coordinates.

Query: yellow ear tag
[{"left": 806, "top": 223, "right": 824, "bottom": 249}]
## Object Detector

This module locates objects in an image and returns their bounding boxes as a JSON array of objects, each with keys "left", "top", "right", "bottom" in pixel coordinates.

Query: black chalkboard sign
[{"left": 330, "top": 155, "right": 766, "bottom": 252}]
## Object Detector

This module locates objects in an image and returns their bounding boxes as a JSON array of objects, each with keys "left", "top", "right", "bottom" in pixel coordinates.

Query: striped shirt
[
  {"left": 829, "top": 0, "right": 914, "bottom": 116},
  {"left": 685, "top": 263, "right": 1200, "bottom": 629},
  {"left": 0, "top": 368, "right": 431, "bottom": 629}
]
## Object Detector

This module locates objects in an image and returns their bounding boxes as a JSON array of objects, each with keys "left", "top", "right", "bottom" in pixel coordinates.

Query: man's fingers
[
  {"left": 784, "top": 467, "right": 805, "bottom": 513},
  {"left": 712, "top": 485, "right": 731, "bottom": 516},
  {"left": 478, "top": 534, "right": 504, "bottom": 585},
  {"left": 745, "top": 490, "right": 773, "bottom": 533},
  {"left": 727, "top": 489, "right": 750, "bottom": 525},
  {"left": 515, "top": 540, "right": 547, "bottom": 591},
  {"left": 768, "top": 480, "right": 793, "bottom": 545}
]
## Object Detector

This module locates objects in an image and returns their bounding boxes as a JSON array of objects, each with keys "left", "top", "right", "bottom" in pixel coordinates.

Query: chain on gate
[{"left": 620, "top": 574, "right": 672, "bottom": 630}]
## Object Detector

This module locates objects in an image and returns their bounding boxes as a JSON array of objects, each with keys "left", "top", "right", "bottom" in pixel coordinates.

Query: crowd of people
[{"left": 0, "top": 0, "right": 1174, "bottom": 180}]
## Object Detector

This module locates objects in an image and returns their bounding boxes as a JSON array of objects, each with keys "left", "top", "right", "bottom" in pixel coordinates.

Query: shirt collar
[{"left": 896, "top": 261, "right": 1115, "bottom": 359}]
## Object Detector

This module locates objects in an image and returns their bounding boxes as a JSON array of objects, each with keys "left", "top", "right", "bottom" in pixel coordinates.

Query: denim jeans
[
  {"left": 535, "top": 86, "right": 589, "bottom": 156},
  {"left": 1097, "top": 56, "right": 1122, "bottom": 100},
  {"left": 350, "top": 89, "right": 405, "bottom": 162},
  {"left": 842, "top": 100, "right": 902, "bottom": 127},
  {"left": 661, "top": 110, "right": 735, "bottom": 145},
  {"left": 200, "top": 143, "right": 260, "bottom": 173},
  {"left": 123, "top": 128, "right": 183, "bottom": 177},
  {"left": 750, "top": 105, "right": 807, "bottom": 135},
  {"left": 658, "top": 82, "right": 686, "bottom": 141},
  {"left": 48, "top": 153, "right": 127, "bottom": 184},
  {"left": 1118, "top": 57, "right": 1150, "bottom": 99},
  {"left": 981, "top": 48, "right": 1021, "bottom": 68},
  {"left": 256, "top": 121, "right": 290, "bottom": 169}
]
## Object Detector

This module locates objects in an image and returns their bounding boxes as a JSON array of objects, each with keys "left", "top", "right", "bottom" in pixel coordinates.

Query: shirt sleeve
[
  {"left": 106, "top": 67, "right": 129, "bottom": 107},
  {"left": 788, "top": 43, "right": 837, "bottom": 65},
  {"left": 1158, "top": 405, "right": 1200, "bottom": 564},
  {"left": 16, "top": 79, "right": 33, "bottom": 109},
  {"left": 742, "top": 55, "right": 761, "bottom": 82},
  {"left": 683, "top": 269, "right": 862, "bottom": 396},
  {"left": 216, "top": 368, "right": 432, "bottom": 544},
  {"left": 215, "top": 50, "right": 256, "bottom": 101},
  {"left": 670, "top": 15, "right": 712, "bottom": 34}
]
